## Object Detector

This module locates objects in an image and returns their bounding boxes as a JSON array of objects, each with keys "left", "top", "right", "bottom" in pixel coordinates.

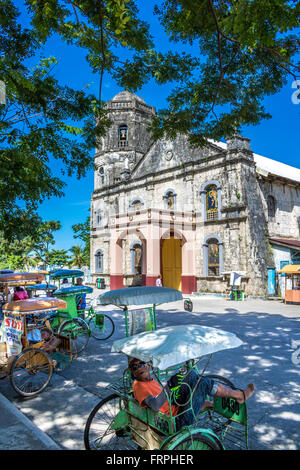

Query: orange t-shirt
[{"left": 133, "top": 379, "right": 178, "bottom": 416}]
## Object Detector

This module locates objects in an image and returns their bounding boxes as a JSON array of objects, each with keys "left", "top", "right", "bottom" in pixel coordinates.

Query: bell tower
[{"left": 94, "top": 90, "right": 156, "bottom": 188}]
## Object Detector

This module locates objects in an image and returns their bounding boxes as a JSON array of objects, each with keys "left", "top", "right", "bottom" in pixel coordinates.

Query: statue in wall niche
[
  {"left": 98, "top": 166, "right": 105, "bottom": 185},
  {"left": 165, "top": 150, "right": 173, "bottom": 161},
  {"left": 207, "top": 187, "right": 217, "bottom": 209}
]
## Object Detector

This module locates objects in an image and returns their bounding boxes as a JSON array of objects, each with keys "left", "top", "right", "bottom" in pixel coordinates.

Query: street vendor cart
[
  {"left": 279, "top": 264, "right": 300, "bottom": 304},
  {"left": 0, "top": 297, "right": 73, "bottom": 397}
]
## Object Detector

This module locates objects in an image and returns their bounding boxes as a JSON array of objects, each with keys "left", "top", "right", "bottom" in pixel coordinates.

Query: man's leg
[
  {"left": 174, "top": 370, "right": 216, "bottom": 428},
  {"left": 175, "top": 371, "right": 255, "bottom": 430},
  {"left": 214, "top": 383, "right": 255, "bottom": 403}
]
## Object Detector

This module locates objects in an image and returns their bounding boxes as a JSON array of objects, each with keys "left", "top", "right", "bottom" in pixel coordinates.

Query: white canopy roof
[{"left": 111, "top": 325, "right": 244, "bottom": 370}]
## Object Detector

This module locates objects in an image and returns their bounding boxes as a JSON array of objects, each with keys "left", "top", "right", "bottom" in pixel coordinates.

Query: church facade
[{"left": 90, "top": 91, "right": 300, "bottom": 295}]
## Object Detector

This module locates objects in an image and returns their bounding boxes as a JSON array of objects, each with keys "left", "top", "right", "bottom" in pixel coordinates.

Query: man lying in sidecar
[{"left": 129, "top": 357, "right": 255, "bottom": 430}]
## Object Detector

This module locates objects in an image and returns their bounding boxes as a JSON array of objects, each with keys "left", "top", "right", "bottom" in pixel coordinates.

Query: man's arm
[{"left": 142, "top": 385, "right": 171, "bottom": 412}]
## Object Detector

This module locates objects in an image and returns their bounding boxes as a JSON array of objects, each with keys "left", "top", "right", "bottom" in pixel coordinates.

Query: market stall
[{"left": 279, "top": 264, "right": 300, "bottom": 304}]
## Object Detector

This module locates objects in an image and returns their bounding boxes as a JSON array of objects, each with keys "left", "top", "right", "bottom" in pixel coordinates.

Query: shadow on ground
[{"left": 1, "top": 303, "right": 299, "bottom": 450}]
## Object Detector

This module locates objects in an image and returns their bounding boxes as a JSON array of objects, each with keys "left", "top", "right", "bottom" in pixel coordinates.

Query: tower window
[
  {"left": 267, "top": 195, "right": 276, "bottom": 219},
  {"left": 95, "top": 250, "right": 103, "bottom": 273},
  {"left": 119, "top": 125, "right": 128, "bottom": 147},
  {"left": 95, "top": 209, "right": 103, "bottom": 226},
  {"left": 99, "top": 167, "right": 104, "bottom": 185}
]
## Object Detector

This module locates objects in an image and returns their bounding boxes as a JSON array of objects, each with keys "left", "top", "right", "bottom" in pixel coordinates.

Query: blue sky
[{"left": 22, "top": 1, "right": 299, "bottom": 251}]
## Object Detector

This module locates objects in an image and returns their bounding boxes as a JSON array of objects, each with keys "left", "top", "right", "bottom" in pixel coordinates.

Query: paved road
[{"left": 0, "top": 294, "right": 299, "bottom": 450}]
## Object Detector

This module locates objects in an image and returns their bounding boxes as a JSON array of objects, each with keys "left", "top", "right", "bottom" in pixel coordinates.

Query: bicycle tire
[
  {"left": 9, "top": 348, "right": 53, "bottom": 397},
  {"left": 84, "top": 393, "right": 137, "bottom": 450},
  {"left": 58, "top": 317, "right": 90, "bottom": 355},
  {"left": 88, "top": 313, "right": 115, "bottom": 341},
  {"left": 165, "top": 431, "right": 221, "bottom": 450}
]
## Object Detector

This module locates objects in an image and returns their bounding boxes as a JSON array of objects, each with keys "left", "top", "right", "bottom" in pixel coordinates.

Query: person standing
[
  {"left": 13, "top": 286, "right": 29, "bottom": 301},
  {"left": 156, "top": 275, "right": 162, "bottom": 287},
  {"left": 75, "top": 277, "right": 87, "bottom": 311},
  {"left": 61, "top": 278, "right": 72, "bottom": 288}
]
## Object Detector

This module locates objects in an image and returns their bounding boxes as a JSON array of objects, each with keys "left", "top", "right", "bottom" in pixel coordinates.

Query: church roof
[
  {"left": 269, "top": 237, "right": 300, "bottom": 250},
  {"left": 110, "top": 90, "right": 146, "bottom": 104},
  {"left": 253, "top": 153, "right": 300, "bottom": 183},
  {"left": 209, "top": 139, "right": 300, "bottom": 184}
]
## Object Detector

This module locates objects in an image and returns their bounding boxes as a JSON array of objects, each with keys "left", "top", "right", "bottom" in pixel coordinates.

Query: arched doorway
[{"left": 162, "top": 236, "right": 182, "bottom": 290}]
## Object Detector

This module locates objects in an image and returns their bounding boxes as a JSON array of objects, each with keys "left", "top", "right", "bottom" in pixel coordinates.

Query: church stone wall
[
  {"left": 258, "top": 179, "right": 300, "bottom": 239},
  {"left": 90, "top": 91, "right": 299, "bottom": 296}
]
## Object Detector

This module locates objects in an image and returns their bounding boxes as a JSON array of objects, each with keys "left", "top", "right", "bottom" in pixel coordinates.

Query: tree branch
[
  {"left": 97, "top": 0, "right": 106, "bottom": 103},
  {"left": 210, "top": 0, "right": 300, "bottom": 79}
]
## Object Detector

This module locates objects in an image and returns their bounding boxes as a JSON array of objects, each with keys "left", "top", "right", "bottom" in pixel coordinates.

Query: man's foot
[{"left": 237, "top": 383, "right": 255, "bottom": 404}]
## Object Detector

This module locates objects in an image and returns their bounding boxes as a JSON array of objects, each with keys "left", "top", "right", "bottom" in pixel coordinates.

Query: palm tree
[
  {"left": 47, "top": 249, "right": 70, "bottom": 268},
  {"left": 69, "top": 245, "right": 88, "bottom": 268},
  {"left": 22, "top": 254, "right": 40, "bottom": 271}
]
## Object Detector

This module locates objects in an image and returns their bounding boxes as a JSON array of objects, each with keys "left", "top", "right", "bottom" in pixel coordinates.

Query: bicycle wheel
[
  {"left": 84, "top": 394, "right": 137, "bottom": 450},
  {"left": 58, "top": 318, "right": 90, "bottom": 355},
  {"left": 167, "top": 432, "right": 221, "bottom": 450},
  {"left": 88, "top": 313, "right": 115, "bottom": 340},
  {"left": 9, "top": 348, "right": 53, "bottom": 398}
]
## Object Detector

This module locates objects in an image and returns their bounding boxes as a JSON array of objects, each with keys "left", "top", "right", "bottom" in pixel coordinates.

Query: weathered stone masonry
[{"left": 90, "top": 91, "right": 300, "bottom": 295}]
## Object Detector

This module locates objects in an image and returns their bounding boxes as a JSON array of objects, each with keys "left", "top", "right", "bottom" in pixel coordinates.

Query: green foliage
[
  {"left": 72, "top": 215, "right": 90, "bottom": 264},
  {"left": 1, "top": 0, "right": 299, "bottom": 241},
  {"left": 150, "top": 0, "right": 299, "bottom": 145},
  {"left": 26, "top": 0, "right": 154, "bottom": 99},
  {"left": 69, "top": 244, "right": 89, "bottom": 268},
  {"left": 28, "top": 1, "right": 298, "bottom": 147},
  {"left": 26, "top": 219, "right": 62, "bottom": 265},
  {"left": 0, "top": 232, "right": 40, "bottom": 270},
  {"left": 47, "top": 249, "right": 70, "bottom": 267},
  {"left": 0, "top": 1, "right": 109, "bottom": 240}
]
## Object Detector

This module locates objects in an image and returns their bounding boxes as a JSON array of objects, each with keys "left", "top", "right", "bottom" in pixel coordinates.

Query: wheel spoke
[
  {"left": 84, "top": 394, "right": 138, "bottom": 451},
  {"left": 10, "top": 348, "right": 52, "bottom": 397},
  {"left": 88, "top": 314, "right": 115, "bottom": 341},
  {"left": 59, "top": 319, "right": 89, "bottom": 354}
]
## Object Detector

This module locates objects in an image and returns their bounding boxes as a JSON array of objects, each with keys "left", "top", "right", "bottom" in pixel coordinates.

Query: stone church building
[{"left": 90, "top": 91, "right": 300, "bottom": 295}]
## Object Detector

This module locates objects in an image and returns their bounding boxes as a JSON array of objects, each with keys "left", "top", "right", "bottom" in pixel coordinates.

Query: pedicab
[
  {"left": 96, "top": 286, "right": 184, "bottom": 339},
  {"left": 0, "top": 297, "right": 74, "bottom": 397},
  {"left": 0, "top": 272, "right": 46, "bottom": 326},
  {"left": 0, "top": 271, "right": 45, "bottom": 303},
  {"left": 26, "top": 283, "right": 58, "bottom": 298},
  {"left": 84, "top": 324, "right": 249, "bottom": 451},
  {"left": 48, "top": 269, "right": 99, "bottom": 353},
  {"left": 49, "top": 268, "right": 85, "bottom": 288}
]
